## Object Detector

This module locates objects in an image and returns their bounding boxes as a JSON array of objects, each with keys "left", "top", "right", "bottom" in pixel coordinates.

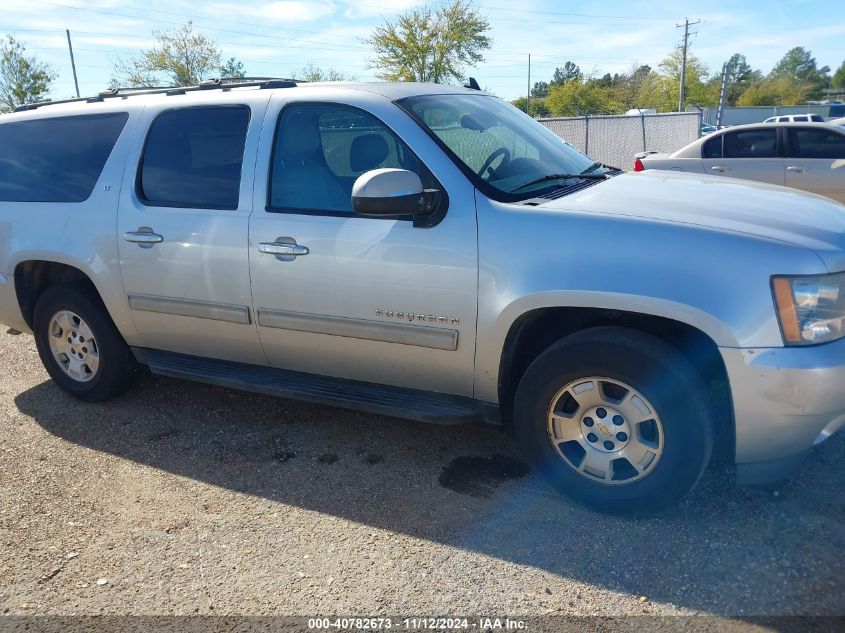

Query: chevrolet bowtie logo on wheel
[{"left": 597, "top": 422, "right": 612, "bottom": 436}]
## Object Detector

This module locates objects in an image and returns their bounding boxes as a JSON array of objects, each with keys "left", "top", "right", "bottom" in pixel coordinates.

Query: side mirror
[{"left": 352, "top": 168, "right": 424, "bottom": 217}]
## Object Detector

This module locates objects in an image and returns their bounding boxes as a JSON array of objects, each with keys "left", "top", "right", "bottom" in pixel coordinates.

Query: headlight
[{"left": 772, "top": 272, "right": 845, "bottom": 345}]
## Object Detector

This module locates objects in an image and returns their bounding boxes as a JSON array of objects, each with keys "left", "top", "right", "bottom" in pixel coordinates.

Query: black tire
[
  {"left": 33, "top": 286, "right": 136, "bottom": 402},
  {"left": 513, "top": 326, "right": 713, "bottom": 515}
]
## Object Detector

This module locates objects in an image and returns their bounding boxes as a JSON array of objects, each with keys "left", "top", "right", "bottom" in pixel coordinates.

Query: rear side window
[
  {"left": 138, "top": 106, "right": 250, "bottom": 209},
  {"left": 0, "top": 112, "right": 128, "bottom": 203},
  {"left": 793, "top": 116, "right": 808, "bottom": 122},
  {"left": 723, "top": 129, "right": 778, "bottom": 158},
  {"left": 702, "top": 135, "right": 722, "bottom": 158},
  {"left": 787, "top": 128, "right": 845, "bottom": 158}
]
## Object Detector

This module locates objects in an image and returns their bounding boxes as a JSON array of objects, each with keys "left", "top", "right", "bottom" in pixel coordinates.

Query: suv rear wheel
[
  {"left": 33, "top": 286, "right": 136, "bottom": 402},
  {"left": 513, "top": 326, "right": 713, "bottom": 514}
]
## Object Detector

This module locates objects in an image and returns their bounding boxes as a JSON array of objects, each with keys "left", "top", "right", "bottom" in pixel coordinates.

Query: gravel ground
[{"left": 0, "top": 330, "right": 843, "bottom": 620}]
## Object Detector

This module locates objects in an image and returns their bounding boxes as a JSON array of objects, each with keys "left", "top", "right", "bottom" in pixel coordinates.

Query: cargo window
[
  {"left": 0, "top": 112, "right": 128, "bottom": 203},
  {"left": 138, "top": 106, "right": 249, "bottom": 210}
]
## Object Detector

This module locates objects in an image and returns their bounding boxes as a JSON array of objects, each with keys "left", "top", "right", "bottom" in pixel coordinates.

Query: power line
[
  {"left": 25, "top": 0, "right": 371, "bottom": 50},
  {"left": 479, "top": 4, "right": 672, "bottom": 20},
  {"left": 24, "top": 0, "right": 673, "bottom": 41}
]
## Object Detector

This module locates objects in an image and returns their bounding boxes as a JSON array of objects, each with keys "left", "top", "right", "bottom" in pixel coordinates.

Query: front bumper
[
  {"left": 721, "top": 337, "right": 845, "bottom": 484},
  {"left": 0, "top": 272, "right": 29, "bottom": 334}
]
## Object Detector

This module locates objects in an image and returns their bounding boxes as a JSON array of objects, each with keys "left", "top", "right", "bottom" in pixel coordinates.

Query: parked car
[
  {"left": 634, "top": 122, "right": 845, "bottom": 203},
  {"left": 763, "top": 114, "right": 826, "bottom": 123},
  {"left": 1, "top": 81, "right": 844, "bottom": 514},
  {"left": 829, "top": 116, "right": 845, "bottom": 127},
  {"left": 700, "top": 123, "right": 718, "bottom": 135}
]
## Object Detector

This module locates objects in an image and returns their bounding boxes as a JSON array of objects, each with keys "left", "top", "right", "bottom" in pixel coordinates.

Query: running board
[{"left": 136, "top": 349, "right": 484, "bottom": 425}]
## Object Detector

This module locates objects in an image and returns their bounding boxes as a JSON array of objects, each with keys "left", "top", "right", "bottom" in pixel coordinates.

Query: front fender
[
  {"left": 472, "top": 194, "right": 825, "bottom": 404},
  {"left": 473, "top": 290, "right": 736, "bottom": 404}
]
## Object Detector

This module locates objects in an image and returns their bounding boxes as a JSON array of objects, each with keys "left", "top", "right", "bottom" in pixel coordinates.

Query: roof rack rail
[{"left": 13, "top": 77, "right": 300, "bottom": 113}]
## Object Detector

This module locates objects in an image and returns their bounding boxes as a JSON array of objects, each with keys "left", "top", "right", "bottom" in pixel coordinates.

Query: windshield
[{"left": 398, "top": 94, "right": 596, "bottom": 200}]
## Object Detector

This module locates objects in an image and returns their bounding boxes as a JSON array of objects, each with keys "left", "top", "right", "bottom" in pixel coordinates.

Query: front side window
[
  {"left": 268, "top": 103, "right": 435, "bottom": 215},
  {"left": 138, "top": 106, "right": 250, "bottom": 209},
  {"left": 723, "top": 129, "right": 778, "bottom": 158},
  {"left": 399, "top": 94, "right": 595, "bottom": 201},
  {"left": 787, "top": 128, "right": 845, "bottom": 158},
  {"left": 0, "top": 112, "right": 128, "bottom": 203}
]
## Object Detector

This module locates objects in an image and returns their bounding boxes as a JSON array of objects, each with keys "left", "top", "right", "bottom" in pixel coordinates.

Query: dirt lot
[{"left": 0, "top": 330, "right": 843, "bottom": 619}]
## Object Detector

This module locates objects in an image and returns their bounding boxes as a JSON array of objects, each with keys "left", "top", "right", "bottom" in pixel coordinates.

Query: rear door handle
[
  {"left": 258, "top": 239, "right": 309, "bottom": 259},
  {"left": 124, "top": 230, "right": 163, "bottom": 244},
  {"left": 786, "top": 165, "right": 804, "bottom": 173},
  {"left": 258, "top": 243, "right": 309, "bottom": 256},
  {"left": 710, "top": 165, "right": 730, "bottom": 173}
]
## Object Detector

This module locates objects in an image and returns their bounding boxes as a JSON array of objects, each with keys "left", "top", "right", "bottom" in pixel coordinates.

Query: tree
[
  {"left": 530, "top": 81, "right": 549, "bottom": 98},
  {"left": 366, "top": 0, "right": 491, "bottom": 83},
  {"left": 551, "top": 61, "right": 581, "bottom": 87},
  {"left": 219, "top": 57, "right": 245, "bottom": 79},
  {"left": 647, "top": 50, "right": 717, "bottom": 110},
  {"left": 633, "top": 71, "right": 675, "bottom": 112},
  {"left": 769, "top": 47, "right": 829, "bottom": 99},
  {"left": 737, "top": 77, "right": 804, "bottom": 106},
  {"left": 293, "top": 62, "right": 353, "bottom": 82},
  {"left": 830, "top": 60, "right": 845, "bottom": 90},
  {"left": 0, "top": 35, "right": 55, "bottom": 112},
  {"left": 546, "top": 79, "right": 618, "bottom": 116},
  {"left": 611, "top": 64, "right": 651, "bottom": 110},
  {"left": 113, "top": 22, "right": 222, "bottom": 87},
  {"left": 593, "top": 73, "right": 614, "bottom": 88},
  {"left": 723, "top": 53, "right": 762, "bottom": 105}
]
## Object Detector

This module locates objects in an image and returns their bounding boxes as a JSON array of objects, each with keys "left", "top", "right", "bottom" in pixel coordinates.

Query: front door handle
[
  {"left": 786, "top": 165, "right": 804, "bottom": 173},
  {"left": 710, "top": 165, "right": 730, "bottom": 173},
  {"left": 124, "top": 230, "right": 163, "bottom": 244},
  {"left": 258, "top": 238, "right": 309, "bottom": 260}
]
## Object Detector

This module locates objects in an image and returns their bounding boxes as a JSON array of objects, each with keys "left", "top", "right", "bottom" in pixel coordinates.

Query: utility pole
[
  {"left": 527, "top": 54, "right": 531, "bottom": 116},
  {"left": 66, "top": 29, "right": 80, "bottom": 98},
  {"left": 716, "top": 62, "right": 729, "bottom": 128},
  {"left": 676, "top": 17, "right": 700, "bottom": 112}
]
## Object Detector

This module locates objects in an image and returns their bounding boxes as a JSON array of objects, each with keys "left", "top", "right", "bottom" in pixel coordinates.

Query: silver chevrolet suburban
[{"left": 1, "top": 80, "right": 843, "bottom": 514}]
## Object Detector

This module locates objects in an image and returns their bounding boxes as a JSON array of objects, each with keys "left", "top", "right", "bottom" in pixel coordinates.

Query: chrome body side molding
[
  {"left": 128, "top": 294, "right": 252, "bottom": 325},
  {"left": 256, "top": 308, "right": 458, "bottom": 351}
]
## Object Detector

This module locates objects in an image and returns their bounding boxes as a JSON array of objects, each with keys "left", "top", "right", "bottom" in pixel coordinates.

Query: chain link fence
[{"left": 539, "top": 112, "right": 702, "bottom": 170}]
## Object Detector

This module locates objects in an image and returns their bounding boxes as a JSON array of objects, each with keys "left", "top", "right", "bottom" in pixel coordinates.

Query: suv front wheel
[
  {"left": 33, "top": 286, "right": 136, "bottom": 402},
  {"left": 514, "top": 326, "right": 713, "bottom": 514}
]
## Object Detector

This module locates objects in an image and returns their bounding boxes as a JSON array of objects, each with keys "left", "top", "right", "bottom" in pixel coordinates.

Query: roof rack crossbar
[{"left": 13, "top": 77, "right": 299, "bottom": 112}]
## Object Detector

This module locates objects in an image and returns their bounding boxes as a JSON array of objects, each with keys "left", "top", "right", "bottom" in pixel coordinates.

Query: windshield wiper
[
  {"left": 580, "top": 161, "right": 606, "bottom": 174},
  {"left": 510, "top": 172, "right": 608, "bottom": 193}
]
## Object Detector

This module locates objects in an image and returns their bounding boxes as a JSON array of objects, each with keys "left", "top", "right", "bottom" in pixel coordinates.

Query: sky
[{"left": 1, "top": 0, "right": 843, "bottom": 102}]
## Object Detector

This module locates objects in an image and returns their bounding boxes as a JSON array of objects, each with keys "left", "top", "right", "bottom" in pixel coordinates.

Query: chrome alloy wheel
[
  {"left": 47, "top": 310, "right": 100, "bottom": 383},
  {"left": 547, "top": 377, "right": 664, "bottom": 484}
]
